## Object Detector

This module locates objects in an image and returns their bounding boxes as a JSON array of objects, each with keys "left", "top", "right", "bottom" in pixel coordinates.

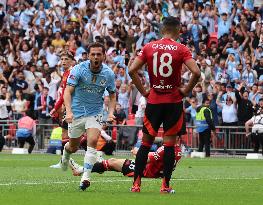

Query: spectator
[
  {"left": 41, "top": 73, "right": 60, "bottom": 101},
  {"left": 11, "top": 89, "right": 27, "bottom": 120},
  {"left": 245, "top": 99, "right": 263, "bottom": 155},
  {"left": 113, "top": 103, "right": 126, "bottom": 125},
  {"left": 196, "top": 97, "right": 216, "bottom": 157},
  {"left": 235, "top": 83, "right": 254, "bottom": 126},
  {"left": 46, "top": 45, "right": 60, "bottom": 68},
  {"left": 37, "top": 86, "right": 54, "bottom": 124},
  {"left": 0, "top": 92, "right": 11, "bottom": 151},
  {"left": 185, "top": 97, "right": 197, "bottom": 126},
  {"left": 51, "top": 31, "right": 66, "bottom": 49},
  {"left": 118, "top": 83, "right": 130, "bottom": 118},
  {"left": 102, "top": 95, "right": 109, "bottom": 122},
  {"left": 8, "top": 70, "right": 28, "bottom": 96},
  {"left": 16, "top": 111, "right": 36, "bottom": 154},
  {"left": 135, "top": 95, "right": 146, "bottom": 126}
]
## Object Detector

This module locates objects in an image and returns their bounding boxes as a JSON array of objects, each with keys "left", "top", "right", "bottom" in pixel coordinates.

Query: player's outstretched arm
[
  {"left": 181, "top": 59, "right": 201, "bottom": 96},
  {"left": 128, "top": 58, "right": 148, "bottom": 97}
]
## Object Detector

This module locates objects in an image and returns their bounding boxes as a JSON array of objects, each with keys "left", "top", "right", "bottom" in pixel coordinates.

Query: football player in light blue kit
[{"left": 61, "top": 42, "right": 116, "bottom": 191}]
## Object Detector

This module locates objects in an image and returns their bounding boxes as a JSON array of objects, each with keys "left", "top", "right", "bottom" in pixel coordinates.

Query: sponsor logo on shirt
[{"left": 153, "top": 84, "right": 173, "bottom": 89}]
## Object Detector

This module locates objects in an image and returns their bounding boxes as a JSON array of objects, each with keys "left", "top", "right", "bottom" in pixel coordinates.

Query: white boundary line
[{"left": 0, "top": 177, "right": 261, "bottom": 186}]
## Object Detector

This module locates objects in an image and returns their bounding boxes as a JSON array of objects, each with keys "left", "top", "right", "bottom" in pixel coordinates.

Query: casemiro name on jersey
[{"left": 152, "top": 44, "right": 178, "bottom": 51}]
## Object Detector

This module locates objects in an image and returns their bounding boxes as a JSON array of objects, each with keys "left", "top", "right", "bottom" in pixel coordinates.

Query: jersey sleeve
[
  {"left": 106, "top": 71, "right": 116, "bottom": 94},
  {"left": 67, "top": 65, "right": 80, "bottom": 87},
  {"left": 181, "top": 45, "right": 193, "bottom": 63},
  {"left": 137, "top": 44, "right": 148, "bottom": 63}
]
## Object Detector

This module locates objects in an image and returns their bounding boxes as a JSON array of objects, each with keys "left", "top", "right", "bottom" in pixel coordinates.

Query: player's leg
[
  {"left": 162, "top": 136, "right": 177, "bottom": 193},
  {"left": 61, "top": 118, "right": 84, "bottom": 171},
  {"left": 69, "top": 158, "right": 126, "bottom": 176},
  {"left": 92, "top": 158, "right": 126, "bottom": 173},
  {"left": 132, "top": 103, "right": 162, "bottom": 192},
  {"left": 161, "top": 102, "right": 184, "bottom": 193},
  {"left": 80, "top": 115, "right": 102, "bottom": 191},
  {"left": 132, "top": 133, "right": 154, "bottom": 189}
]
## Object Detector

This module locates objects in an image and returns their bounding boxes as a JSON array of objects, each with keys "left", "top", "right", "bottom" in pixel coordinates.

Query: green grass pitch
[{"left": 0, "top": 154, "right": 263, "bottom": 205}]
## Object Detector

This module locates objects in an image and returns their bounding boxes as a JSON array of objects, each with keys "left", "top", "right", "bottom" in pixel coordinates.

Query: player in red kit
[
  {"left": 68, "top": 145, "right": 182, "bottom": 180},
  {"left": 49, "top": 51, "right": 75, "bottom": 168},
  {"left": 128, "top": 17, "right": 200, "bottom": 193},
  {"left": 50, "top": 51, "right": 74, "bottom": 135}
]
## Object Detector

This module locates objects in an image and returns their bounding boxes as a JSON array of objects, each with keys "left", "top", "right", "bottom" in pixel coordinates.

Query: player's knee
[{"left": 87, "top": 137, "right": 99, "bottom": 148}]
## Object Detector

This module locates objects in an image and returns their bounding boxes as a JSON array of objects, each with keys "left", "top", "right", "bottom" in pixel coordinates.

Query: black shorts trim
[{"left": 142, "top": 102, "right": 184, "bottom": 136}]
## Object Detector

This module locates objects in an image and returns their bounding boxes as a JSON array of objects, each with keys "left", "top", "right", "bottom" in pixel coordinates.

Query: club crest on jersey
[{"left": 100, "top": 79, "right": 106, "bottom": 86}]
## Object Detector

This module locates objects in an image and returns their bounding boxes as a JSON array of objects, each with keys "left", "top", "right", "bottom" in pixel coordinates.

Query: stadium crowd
[{"left": 0, "top": 0, "right": 262, "bottom": 135}]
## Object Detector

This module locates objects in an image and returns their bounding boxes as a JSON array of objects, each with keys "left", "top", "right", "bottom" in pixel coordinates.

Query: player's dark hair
[
  {"left": 161, "top": 16, "right": 181, "bottom": 34},
  {"left": 87, "top": 42, "right": 106, "bottom": 54}
]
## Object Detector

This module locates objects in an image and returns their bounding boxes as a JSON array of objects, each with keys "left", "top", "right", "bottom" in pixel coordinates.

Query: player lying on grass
[{"left": 69, "top": 144, "right": 182, "bottom": 192}]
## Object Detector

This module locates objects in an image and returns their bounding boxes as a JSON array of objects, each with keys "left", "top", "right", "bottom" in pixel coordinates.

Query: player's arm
[
  {"left": 51, "top": 90, "right": 64, "bottom": 115},
  {"left": 128, "top": 58, "right": 148, "bottom": 97},
  {"left": 181, "top": 59, "right": 201, "bottom": 96},
  {"left": 63, "top": 85, "right": 75, "bottom": 123},
  {"left": 53, "top": 74, "right": 69, "bottom": 112}
]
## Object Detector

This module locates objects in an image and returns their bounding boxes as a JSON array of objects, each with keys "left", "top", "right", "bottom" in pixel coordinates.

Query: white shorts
[{"left": 68, "top": 114, "right": 103, "bottom": 138}]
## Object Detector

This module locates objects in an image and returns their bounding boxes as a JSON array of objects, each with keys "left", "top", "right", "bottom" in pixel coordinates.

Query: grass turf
[{"left": 0, "top": 154, "right": 263, "bottom": 205}]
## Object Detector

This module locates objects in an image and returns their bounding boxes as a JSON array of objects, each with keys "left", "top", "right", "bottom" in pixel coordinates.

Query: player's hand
[
  {"left": 107, "top": 114, "right": 115, "bottom": 123},
  {"left": 65, "top": 111, "right": 74, "bottom": 123},
  {"left": 179, "top": 87, "right": 188, "bottom": 97}
]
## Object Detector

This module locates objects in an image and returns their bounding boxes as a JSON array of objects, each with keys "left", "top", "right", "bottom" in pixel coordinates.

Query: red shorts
[{"left": 142, "top": 102, "right": 184, "bottom": 137}]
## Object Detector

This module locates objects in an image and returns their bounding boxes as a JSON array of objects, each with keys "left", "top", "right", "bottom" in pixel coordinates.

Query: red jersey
[
  {"left": 54, "top": 69, "right": 71, "bottom": 111},
  {"left": 137, "top": 38, "right": 192, "bottom": 104},
  {"left": 143, "top": 145, "right": 182, "bottom": 178}
]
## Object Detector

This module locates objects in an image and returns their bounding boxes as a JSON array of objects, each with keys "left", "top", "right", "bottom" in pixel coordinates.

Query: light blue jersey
[{"left": 67, "top": 60, "right": 116, "bottom": 119}]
